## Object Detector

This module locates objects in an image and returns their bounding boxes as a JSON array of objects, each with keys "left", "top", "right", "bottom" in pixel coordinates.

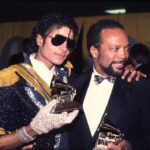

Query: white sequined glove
[{"left": 30, "top": 100, "right": 79, "bottom": 135}]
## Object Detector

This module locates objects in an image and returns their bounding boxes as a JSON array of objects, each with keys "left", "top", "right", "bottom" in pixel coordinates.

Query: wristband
[{"left": 16, "top": 127, "right": 35, "bottom": 143}]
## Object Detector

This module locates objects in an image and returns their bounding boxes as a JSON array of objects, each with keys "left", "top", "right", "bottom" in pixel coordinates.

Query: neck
[
  {"left": 94, "top": 64, "right": 107, "bottom": 77},
  {"left": 34, "top": 54, "right": 54, "bottom": 70}
]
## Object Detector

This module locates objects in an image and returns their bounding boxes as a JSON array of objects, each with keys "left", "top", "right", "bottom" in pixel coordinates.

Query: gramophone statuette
[
  {"left": 50, "top": 76, "right": 82, "bottom": 113},
  {"left": 93, "top": 113, "right": 124, "bottom": 150}
]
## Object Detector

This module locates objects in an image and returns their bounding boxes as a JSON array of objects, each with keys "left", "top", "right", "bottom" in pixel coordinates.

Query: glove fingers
[
  {"left": 64, "top": 110, "right": 79, "bottom": 124},
  {"left": 44, "top": 99, "right": 57, "bottom": 112}
]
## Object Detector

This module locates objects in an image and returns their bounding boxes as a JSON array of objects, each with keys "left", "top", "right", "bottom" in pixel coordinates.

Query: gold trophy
[
  {"left": 50, "top": 76, "right": 82, "bottom": 113},
  {"left": 94, "top": 113, "right": 124, "bottom": 150}
]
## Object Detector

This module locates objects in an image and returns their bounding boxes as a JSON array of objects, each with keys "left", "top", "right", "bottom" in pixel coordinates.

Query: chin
[
  {"left": 54, "top": 60, "right": 64, "bottom": 65},
  {"left": 108, "top": 68, "right": 122, "bottom": 77},
  {"left": 115, "top": 70, "right": 123, "bottom": 76}
]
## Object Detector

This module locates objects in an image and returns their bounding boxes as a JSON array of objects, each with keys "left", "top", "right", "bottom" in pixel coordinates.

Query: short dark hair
[
  {"left": 87, "top": 19, "right": 124, "bottom": 50},
  {"left": 28, "top": 12, "right": 78, "bottom": 53}
]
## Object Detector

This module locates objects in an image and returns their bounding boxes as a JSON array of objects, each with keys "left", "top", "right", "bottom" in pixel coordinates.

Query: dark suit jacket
[
  {"left": 137, "top": 63, "right": 150, "bottom": 79},
  {"left": 68, "top": 67, "right": 150, "bottom": 150}
]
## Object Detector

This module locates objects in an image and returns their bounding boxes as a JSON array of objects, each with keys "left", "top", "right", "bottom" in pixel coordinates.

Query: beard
[{"left": 100, "top": 61, "right": 126, "bottom": 77}]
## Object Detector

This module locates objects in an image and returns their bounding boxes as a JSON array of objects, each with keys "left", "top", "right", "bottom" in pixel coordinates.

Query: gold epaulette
[
  {"left": 64, "top": 61, "right": 73, "bottom": 76},
  {"left": 0, "top": 66, "right": 19, "bottom": 87},
  {"left": 0, "top": 128, "right": 13, "bottom": 136}
]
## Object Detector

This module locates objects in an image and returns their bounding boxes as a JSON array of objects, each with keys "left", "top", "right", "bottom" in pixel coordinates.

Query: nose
[{"left": 61, "top": 41, "right": 68, "bottom": 52}]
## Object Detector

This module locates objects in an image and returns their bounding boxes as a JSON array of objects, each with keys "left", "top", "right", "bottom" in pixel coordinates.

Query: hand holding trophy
[
  {"left": 50, "top": 76, "right": 82, "bottom": 113},
  {"left": 93, "top": 113, "right": 124, "bottom": 150}
]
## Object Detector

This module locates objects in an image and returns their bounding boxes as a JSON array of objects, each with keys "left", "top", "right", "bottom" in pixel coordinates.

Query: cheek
[
  {"left": 66, "top": 51, "right": 70, "bottom": 57},
  {"left": 40, "top": 44, "right": 54, "bottom": 58},
  {"left": 42, "top": 42, "right": 53, "bottom": 54},
  {"left": 98, "top": 53, "right": 112, "bottom": 67}
]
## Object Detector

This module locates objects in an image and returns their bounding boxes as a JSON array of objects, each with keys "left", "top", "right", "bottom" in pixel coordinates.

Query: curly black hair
[
  {"left": 28, "top": 12, "right": 78, "bottom": 53},
  {"left": 87, "top": 19, "right": 125, "bottom": 51}
]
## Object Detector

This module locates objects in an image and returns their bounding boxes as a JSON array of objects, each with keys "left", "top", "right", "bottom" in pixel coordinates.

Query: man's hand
[
  {"left": 30, "top": 100, "right": 79, "bottom": 135},
  {"left": 121, "top": 64, "right": 147, "bottom": 82},
  {"left": 107, "top": 140, "right": 132, "bottom": 150},
  {"left": 20, "top": 143, "right": 36, "bottom": 150}
]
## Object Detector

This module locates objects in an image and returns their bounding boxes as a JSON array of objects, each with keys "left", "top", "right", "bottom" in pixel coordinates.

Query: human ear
[
  {"left": 36, "top": 34, "right": 44, "bottom": 46},
  {"left": 90, "top": 46, "right": 99, "bottom": 58}
]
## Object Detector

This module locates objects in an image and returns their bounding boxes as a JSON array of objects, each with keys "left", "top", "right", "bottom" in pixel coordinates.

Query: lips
[
  {"left": 116, "top": 63, "right": 124, "bottom": 68},
  {"left": 55, "top": 53, "right": 67, "bottom": 60},
  {"left": 113, "top": 62, "right": 125, "bottom": 71}
]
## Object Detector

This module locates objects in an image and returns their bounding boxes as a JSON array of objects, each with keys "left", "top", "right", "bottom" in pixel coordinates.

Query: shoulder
[
  {"left": 70, "top": 67, "right": 92, "bottom": 80},
  {"left": 135, "top": 77, "right": 150, "bottom": 90},
  {"left": 138, "top": 64, "right": 150, "bottom": 78},
  {"left": 69, "top": 68, "right": 92, "bottom": 88},
  {"left": 118, "top": 77, "right": 150, "bottom": 95},
  {"left": 0, "top": 65, "right": 19, "bottom": 87}
]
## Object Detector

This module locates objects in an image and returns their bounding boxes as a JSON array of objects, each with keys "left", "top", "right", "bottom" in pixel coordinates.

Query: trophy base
[
  {"left": 93, "top": 144, "right": 107, "bottom": 150},
  {"left": 54, "top": 101, "right": 82, "bottom": 113}
]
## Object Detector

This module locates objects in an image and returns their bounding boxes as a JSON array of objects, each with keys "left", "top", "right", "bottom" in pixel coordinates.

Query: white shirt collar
[
  {"left": 29, "top": 53, "right": 55, "bottom": 85},
  {"left": 93, "top": 67, "right": 105, "bottom": 77}
]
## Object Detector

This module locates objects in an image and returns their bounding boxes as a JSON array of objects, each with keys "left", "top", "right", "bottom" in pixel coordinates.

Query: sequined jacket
[{"left": 0, "top": 60, "right": 73, "bottom": 150}]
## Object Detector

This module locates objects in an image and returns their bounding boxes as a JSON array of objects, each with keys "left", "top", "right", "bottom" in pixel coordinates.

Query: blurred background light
[{"left": 105, "top": 8, "right": 126, "bottom": 14}]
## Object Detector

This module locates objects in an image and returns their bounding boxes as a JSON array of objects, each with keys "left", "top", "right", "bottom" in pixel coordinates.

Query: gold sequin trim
[
  {"left": 0, "top": 128, "right": 13, "bottom": 135},
  {"left": 0, "top": 66, "right": 19, "bottom": 87},
  {"left": 64, "top": 61, "right": 73, "bottom": 76},
  {"left": 11, "top": 63, "right": 52, "bottom": 103}
]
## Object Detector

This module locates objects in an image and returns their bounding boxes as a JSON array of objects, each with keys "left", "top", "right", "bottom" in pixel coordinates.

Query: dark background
[
  {"left": 0, "top": 1, "right": 150, "bottom": 22},
  {"left": 0, "top": 0, "right": 150, "bottom": 72}
]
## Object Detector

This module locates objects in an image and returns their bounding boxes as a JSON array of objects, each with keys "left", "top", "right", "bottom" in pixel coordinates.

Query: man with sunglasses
[{"left": 0, "top": 12, "right": 79, "bottom": 150}]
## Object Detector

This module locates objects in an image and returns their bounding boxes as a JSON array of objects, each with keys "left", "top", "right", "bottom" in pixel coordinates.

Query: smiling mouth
[
  {"left": 113, "top": 62, "right": 125, "bottom": 71},
  {"left": 117, "top": 63, "right": 124, "bottom": 68},
  {"left": 56, "top": 53, "right": 66, "bottom": 59}
]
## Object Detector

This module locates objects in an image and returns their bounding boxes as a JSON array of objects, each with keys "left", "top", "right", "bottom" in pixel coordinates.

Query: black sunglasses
[{"left": 48, "top": 34, "right": 76, "bottom": 52}]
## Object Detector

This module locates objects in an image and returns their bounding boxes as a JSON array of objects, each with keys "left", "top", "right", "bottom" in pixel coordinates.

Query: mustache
[{"left": 111, "top": 60, "right": 126, "bottom": 65}]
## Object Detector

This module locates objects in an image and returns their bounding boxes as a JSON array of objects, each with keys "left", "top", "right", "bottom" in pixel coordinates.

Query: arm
[
  {"left": 0, "top": 126, "right": 36, "bottom": 150},
  {"left": 0, "top": 132, "right": 23, "bottom": 150},
  {"left": 108, "top": 82, "right": 150, "bottom": 150},
  {"left": 0, "top": 100, "right": 79, "bottom": 150}
]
